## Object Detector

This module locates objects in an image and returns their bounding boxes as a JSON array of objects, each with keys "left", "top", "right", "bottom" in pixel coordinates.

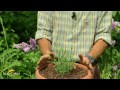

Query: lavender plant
[{"left": 52, "top": 49, "right": 75, "bottom": 75}]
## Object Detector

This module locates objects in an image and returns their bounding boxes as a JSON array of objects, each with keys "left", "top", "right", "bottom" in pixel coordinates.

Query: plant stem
[{"left": 0, "top": 17, "right": 8, "bottom": 49}]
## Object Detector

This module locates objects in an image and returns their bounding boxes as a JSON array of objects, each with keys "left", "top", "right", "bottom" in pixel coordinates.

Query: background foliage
[
  {"left": 0, "top": 11, "right": 120, "bottom": 79},
  {"left": 0, "top": 11, "right": 37, "bottom": 42},
  {"left": 112, "top": 11, "right": 120, "bottom": 21}
]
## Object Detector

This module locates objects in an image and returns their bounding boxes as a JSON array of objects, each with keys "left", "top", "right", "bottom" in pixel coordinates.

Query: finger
[
  {"left": 37, "top": 63, "right": 47, "bottom": 69},
  {"left": 88, "top": 63, "right": 94, "bottom": 74},
  {"left": 37, "top": 59, "right": 50, "bottom": 69},
  {"left": 37, "top": 55, "right": 51, "bottom": 68},
  {"left": 88, "top": 64, "right": 93, "bottom": 70},
  {"left": 37, "top": 55, "right": 49, "bottom": 65},
  {"left": 79, "top": 54, "right": 83, "bottom": 63},
  {"left": 49, "top": 52, "right": 55, "bottom": 60},
  {"left": 79, "top": 55, "right": 89, "bottom": 66}
]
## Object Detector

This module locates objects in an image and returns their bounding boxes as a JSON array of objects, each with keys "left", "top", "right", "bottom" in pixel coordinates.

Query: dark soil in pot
[{"left": 40, "top": 63, "right": 87, "bottom": 79}]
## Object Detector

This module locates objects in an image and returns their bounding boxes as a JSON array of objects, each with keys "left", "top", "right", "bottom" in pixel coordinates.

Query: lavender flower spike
[
  {"left": 112, "top": 21, "right": 120, "bottom": 30},
  {"left": 13, "top": 44, "right": 23, "bottom": 49},
  {"left": 13, "top": 38, "right": 37, "bottom": 52},
  {"left": 112, "top": 23, "right": 115, "bottom": 30},
  {"left": 29, "top": 38, "right": 36, "bottom": 45},
  {"left": 23, "top": 47, "right": 31, "bottom": 52},
  {"left": 14, "top": 42, "right": 31, "bottom": 52},
  {"left": 29, "top": 38, "right": 37, "bottom": 50}
]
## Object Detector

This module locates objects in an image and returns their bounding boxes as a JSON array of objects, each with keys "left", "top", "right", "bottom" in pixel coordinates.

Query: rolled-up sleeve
[
  {"left": 35, "top": 11, "right": 53, "bottom": 41},
  {"left": 94, "top": 11, "right": 112, "bottom": 45}
]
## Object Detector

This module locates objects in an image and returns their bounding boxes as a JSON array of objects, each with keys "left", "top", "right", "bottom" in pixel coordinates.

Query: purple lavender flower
[
  {"left": 21, "top": 42, "right": 30, "bottom": 48},
  {"left": 13, "top": 38, "right": 37, "bottom": 52},
  {"left": 14, "top": 42, "right": 31, "bottom": 52},
  {"left": 13, "top": 44, "right": 23, "bottom": 49},
  {"left": 29, "top": 38, "right": 37, "bottom": 50},
  {"left": 112, "top": 40, "right": 116, "bottom": 47},
  {"left": 23, "top": 47, "right": 31, "bottom": 52},
  {"left": 112, "top": 23, "right": 115, "bottom": 30},
  {"left": 112, "top": 21, "right": 120, "bottom": 30},
  {"left": 113, "top": 21, "right": 120, "bottom": 26},
  {"left": 29, "top": 38, "right": 36, "bottom": 45},
  {"left": 14, "top": 42, "right": 29, "bottom": 49}
]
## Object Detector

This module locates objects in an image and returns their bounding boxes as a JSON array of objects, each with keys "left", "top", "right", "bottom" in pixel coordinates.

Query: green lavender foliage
[{"left": 52, "top": 49, "right": 75, "bottom": 75}]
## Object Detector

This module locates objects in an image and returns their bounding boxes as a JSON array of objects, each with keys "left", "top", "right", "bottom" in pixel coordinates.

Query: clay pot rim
[{"left": 35, "top": 63, "right": 93, "bottom": 79}]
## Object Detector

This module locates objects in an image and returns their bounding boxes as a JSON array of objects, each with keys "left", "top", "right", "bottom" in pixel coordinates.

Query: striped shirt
[{"left": 35, "top": 11, "right": 112, "bottom": 62}]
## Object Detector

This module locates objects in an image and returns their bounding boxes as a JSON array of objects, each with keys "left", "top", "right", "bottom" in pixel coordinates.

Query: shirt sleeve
[
  {"left": 94, "top": 11, "right": 112, "bottom": 45},
  {"left": 35, "top": 11, "right": 53, "bottom": 41}
]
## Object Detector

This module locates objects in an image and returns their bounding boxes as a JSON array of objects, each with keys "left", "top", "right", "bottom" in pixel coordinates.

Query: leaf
[
  {"left": 1, "top": 60, "right": 21, "bottom": 73},
  {"left": 112, "top": 11, "right": 117, "bottom": 17},
  {"left": 0, "top": 40, "right": 4, "bottom": 46},
  {"left": 0, "top": 75, "right": 4, "bottom": 79},
  {"left": 10, "top": 74, "right": 22, "bottom": 79},
  {"left": 3, "top": 49, "right": 19, "bottom": 55},
  {"left": 4, "top": 53, "right": 17, "bottom": 62}
]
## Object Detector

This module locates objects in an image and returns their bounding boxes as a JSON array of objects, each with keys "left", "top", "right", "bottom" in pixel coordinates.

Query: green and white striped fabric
[{"left": 35, "top": 11, "right": 112, "bottom": 61}]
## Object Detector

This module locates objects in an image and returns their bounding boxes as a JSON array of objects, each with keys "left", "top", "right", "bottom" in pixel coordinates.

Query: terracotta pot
[{"left": 35, "top": 63, "right": 93, "bottom": 79}]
